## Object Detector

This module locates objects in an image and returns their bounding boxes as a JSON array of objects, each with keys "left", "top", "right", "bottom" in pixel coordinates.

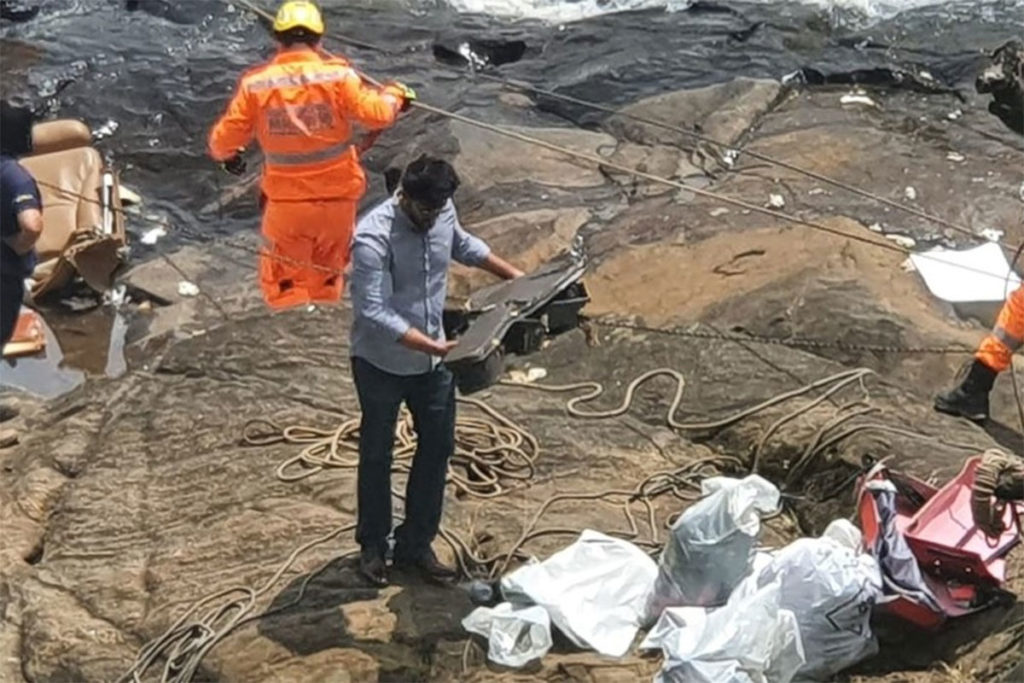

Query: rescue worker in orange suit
[
  {"left": 935, "top": 284, "right": 1024, "bottom": 421},
  {"left": 208, "top": 0, "right": 415, "bottom": 310}
]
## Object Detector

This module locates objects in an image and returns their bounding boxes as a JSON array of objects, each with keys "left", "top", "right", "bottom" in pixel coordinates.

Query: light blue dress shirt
[{"left": 349, "top": 197, "right": 491, "bottom": 376}]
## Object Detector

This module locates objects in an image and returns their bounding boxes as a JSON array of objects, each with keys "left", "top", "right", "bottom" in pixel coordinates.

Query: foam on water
[{"left": 443, "top": 0, "right": 1017, "bottom": 23}]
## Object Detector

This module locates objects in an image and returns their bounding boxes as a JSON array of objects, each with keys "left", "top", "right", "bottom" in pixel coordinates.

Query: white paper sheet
[{"left": 910, "top": 242, "right": 1021, "bottom": 303}]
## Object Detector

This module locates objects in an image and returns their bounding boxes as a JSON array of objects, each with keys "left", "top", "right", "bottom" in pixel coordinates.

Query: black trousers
[
  {"left": 0, "top": 274, "right": 23, "bottom": 347},
  {"left": 351, "top": 356, "right": 456, "bottom": 559}
]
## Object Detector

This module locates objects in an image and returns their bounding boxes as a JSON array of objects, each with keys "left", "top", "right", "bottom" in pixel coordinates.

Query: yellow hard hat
[{"left": 273, "top": 1, "right": 324, "bottom": 35}]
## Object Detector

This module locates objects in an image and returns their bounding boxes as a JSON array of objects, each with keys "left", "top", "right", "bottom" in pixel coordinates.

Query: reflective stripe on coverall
[
  {"left": 208, "top": 48, "right": 403, "bottom": 309},
  {"left": 976, "top": 284, "right": 1024, "bottom": 373}
]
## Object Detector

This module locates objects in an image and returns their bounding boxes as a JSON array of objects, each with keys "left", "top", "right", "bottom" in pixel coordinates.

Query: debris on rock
[
  {"left": 140, "top": 225, "right": 167, "bottom": 245},
  {"left": 909, "top": 242, "right": 1021, "bottom": 302},
  {"left": 177, "top": 281, "right": 200, "bottom": 297},
  {"left": 904, "top": 186, "right": 917, "bottom": 201},
  {"left": 946, "top": 152, "right": 965, "bottom": 162},
  {"left": 462, "top": 602, "right": 552, "bottom": 668},
  {"left": 980, "top": 227, "right": 1004, "bottom": 242},
  {"left": 499, "top": 529, "right": 657, "bottom": 657},
  {"left": 767, "top": 193, "right": 785, "bottom": 209},
  {"left": 840, "top": 92, "right": 880, "bottom": 108},
  {"left": 885, "top": 233, "right": 916, "bottom": 249}
]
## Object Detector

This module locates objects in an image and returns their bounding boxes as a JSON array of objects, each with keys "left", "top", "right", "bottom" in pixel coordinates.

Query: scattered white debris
[
  {"left": 781, "top": 70, "right": 802, "bottom": 86},
  {"left": 946, "top": 152, "right": 965, "bottom": 162},
  {"left": 919, "top": 70, "right": 935, "bottom": 81},
  {"left": 140, "top": 226, "right": 166, "bottom": 245},
  {"left": 92, "top": 119, "right": 119, "bottom": 140},
  {"left": 721, "top": 149, "right": 739, "bottom": 167},
  {"left": 808, "top": 188, "right": 826, "bottom": 196},
  {"left": 103, "top": 284, "right": 128, "bottom": 307},
  {"left": 904, "top": 186, "right": 917, "bottom": 201},
  {"left": 119, "top": 185, "right": 143, "bottom": 206},
  {"left": 306, "top": 305, "right": 316, "bottom": 313},
  {"left": 177, "top": 281, "right": 199, "bottom": 297},
  {"left": 980, "top": 228, "right": 1004, "bottom": 242},
  {"left": 768, "top": 194, "right": 786, "bottom": 209},
  {"left": 971, "top": 177, "right": 985, "bottom": 183},
  {"left": 947, "top": 109, "right": 963, "bottom": 120},
  {"left": 885, "top": 234, "right": 916, "bottom": 249},
  {"left": 1019, "top": 180, "right": 1024, "bottom": 203},
  {"left": 868, "top": 223, "right": 883, "bottom": 233},
  {"left": 840, "top": 93, "right": 879, "bottom": 108},
  {"left": 506, "top": 367, "right": 548, "bottom": 384},
  {"left": 709, "top": 207, "right": 730, "bottom": 217}
]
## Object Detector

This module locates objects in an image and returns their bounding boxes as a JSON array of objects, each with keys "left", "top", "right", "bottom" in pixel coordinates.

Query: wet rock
[
  {"left": 600, "top": 143, "right": 684, "bottom": 198},
  {"left": 449, "top": 207, "right": 590, "bottom": 297},
  {"left": 976, "top": 39, "right": 1024, "bottom": 135},
  {"left": 450, "top": 120, "right": 615, "bottom": 190},
  {"left": 604, "top": 77, "right": 784, "bottom": 150}
]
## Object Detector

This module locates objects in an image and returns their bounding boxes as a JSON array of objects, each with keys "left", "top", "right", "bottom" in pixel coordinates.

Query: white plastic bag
[
  {"left": 742, "top": 519, "right": 883, "bottom": 680},
  {"left": 462, "top": 602, "right": 552, "bottom": 668},
  {"left": 641, "top": 579, "right": 805, "bottom": 683},
  {"left": 500, "top": 529, "right": 657, "bottom": 656},
  {"left": 649, "top": 474, "right": 780, "bottom": 613}
]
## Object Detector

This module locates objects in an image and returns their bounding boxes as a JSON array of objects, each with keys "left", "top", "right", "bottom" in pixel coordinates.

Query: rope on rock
[
  {"left": 242, "top": 395, "right": 539, "bottom": 498},
  {"left": 119, "top": 523, "right": 357, "bottom": 683},
  {"left": 592, "top": 318, "right": 975, "bottom": 355}
]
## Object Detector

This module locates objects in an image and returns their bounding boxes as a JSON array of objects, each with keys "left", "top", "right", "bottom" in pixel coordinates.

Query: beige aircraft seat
[{"left": 18, "top": 119, "right": 128, "bottom": 300}]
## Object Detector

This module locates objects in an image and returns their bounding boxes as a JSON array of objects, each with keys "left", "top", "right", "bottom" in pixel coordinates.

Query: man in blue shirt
[{"left": 349, "top": 155, "right": 522, "bottom": 585}]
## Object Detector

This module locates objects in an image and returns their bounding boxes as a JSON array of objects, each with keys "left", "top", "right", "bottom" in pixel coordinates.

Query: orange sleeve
[
  {"left": 209, "top": 77, "right": 256, "bottom": 161},
  {"left": 336, "top": 70, "right": 402, "bottom": 131}
]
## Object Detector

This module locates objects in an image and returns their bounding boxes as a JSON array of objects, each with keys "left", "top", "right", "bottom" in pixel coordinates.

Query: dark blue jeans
[
  {"left": 352, "top": 356, "right": 456, "bottom": 559},
  {"left": 0, "top": 274, "right": 24, "bottom": 347}
]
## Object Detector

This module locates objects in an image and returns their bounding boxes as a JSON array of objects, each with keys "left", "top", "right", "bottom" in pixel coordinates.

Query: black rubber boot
[{"left": 934, "top": 359, "right": 998, "bottom": 422}]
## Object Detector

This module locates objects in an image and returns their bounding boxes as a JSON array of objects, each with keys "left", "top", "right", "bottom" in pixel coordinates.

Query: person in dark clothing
[
  {"left": 1, "top": 100, "right": 42, "bottom": 432},
  {"left": 0, "top": 154, "right": 41, "bottom": 342}
]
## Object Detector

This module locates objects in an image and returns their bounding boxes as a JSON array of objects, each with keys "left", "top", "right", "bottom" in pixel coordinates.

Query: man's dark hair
[
  {"left": 274, "top": 28, "right": 321, "bottom": 47},
  {"left": 0, "top": 100, "right": 34, "bottom": 157},
  {"left": 400, "top": 155, "right": 460, "bottom": 208}
]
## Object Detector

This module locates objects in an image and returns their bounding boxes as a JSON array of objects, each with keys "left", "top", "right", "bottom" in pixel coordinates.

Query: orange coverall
[
  {"left": 976, "top": 284, "right": 1024, "bottom": 373},
  {"left": 209, "top": 48, "right": 403, "bottom": 309}
]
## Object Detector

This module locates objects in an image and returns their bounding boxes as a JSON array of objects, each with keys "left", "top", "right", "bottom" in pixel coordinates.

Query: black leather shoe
[
  {"left": 394, "top": 548, "right": 457, "bottom": 581},
  {"left": 359, "top": 550, "right": 388, "bottom": 587}
]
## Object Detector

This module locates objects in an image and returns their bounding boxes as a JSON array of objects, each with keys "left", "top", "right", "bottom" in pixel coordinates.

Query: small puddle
[{"left": 1, "top": 305, "right": 129, "bottom": 400}]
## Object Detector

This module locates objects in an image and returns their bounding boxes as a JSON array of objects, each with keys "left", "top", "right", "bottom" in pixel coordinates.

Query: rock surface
[{"left": 2, "top": 77, "right": 1023, "bottom": 683}]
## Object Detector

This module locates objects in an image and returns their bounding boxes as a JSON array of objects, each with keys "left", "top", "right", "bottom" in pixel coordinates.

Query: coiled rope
[{"left": 241, "top": 395, "right": 539, "bottom": 498}]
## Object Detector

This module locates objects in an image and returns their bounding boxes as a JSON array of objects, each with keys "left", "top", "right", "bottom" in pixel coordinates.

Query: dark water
[
  {"left": 1, "top": 0, "right": 1020, "bottom": 240},
  {"left": 0, "top": 0, "right": 1021, "bottom": 394}
]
